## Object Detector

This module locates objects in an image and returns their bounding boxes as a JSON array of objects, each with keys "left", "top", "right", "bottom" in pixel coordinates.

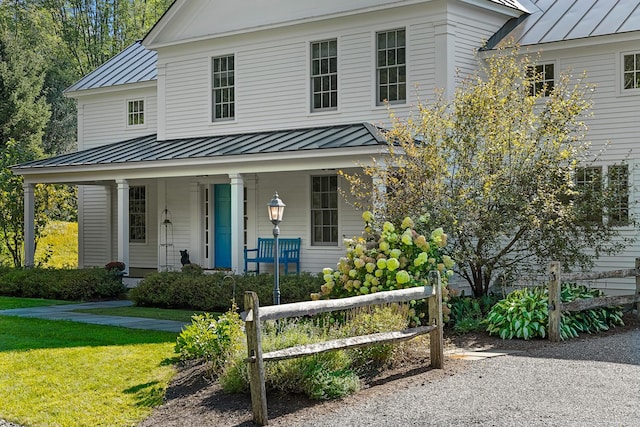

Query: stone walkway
[{"left": 0, "top": 300, "right": 188, "bottom": 332}]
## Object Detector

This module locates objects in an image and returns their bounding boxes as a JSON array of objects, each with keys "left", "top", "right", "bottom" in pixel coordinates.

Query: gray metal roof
[
  {"left": 486, "top": 0, "right": 640, "bottom": 49},
  {"left": 13, "top": 123, "right": 386, "bottom": 171},
  {"left": 65, "top": 41, "right": 157, "bottom": 93}
]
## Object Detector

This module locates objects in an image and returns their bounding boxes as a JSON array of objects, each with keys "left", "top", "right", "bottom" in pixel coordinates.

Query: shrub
[
  {"left": 0, "top": 267, "right": 127, "bottom": 301},
  {"left": 448, "top": 293, "right": 499, "bottom": 334},
  {"left": 219, "top": 318, "right": 360, "bottom": 400},
  {"left": 315, "top": 212, "right": 453, "bottom": 324},
  {"left": 334, "top": 304, "right": 410, "bottom": 370},
  {"left": 129, "top": 271, "right": 324, "bottom": 312},
  {"left": 175, "top": 305, "right": 244, "bottom": 376},
  {"left": 189, "top": 306, "right": 409, "bottom": 400}
]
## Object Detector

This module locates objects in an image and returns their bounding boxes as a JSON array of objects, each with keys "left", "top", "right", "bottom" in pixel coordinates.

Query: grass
[
  {"left": 0, "top": 296, "right": 75, "bottom": 309},
  {"left": 73, "top": 306, "right": 212, "bottom": 322},
  {"left": 0, "top": 315, "right": 177, "bottom": 427},
  {"left": 34, "top": 220, "right": 78, "bottom": 268}
]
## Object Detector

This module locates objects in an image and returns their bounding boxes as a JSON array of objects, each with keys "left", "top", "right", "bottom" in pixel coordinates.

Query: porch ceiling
[{"left": 12, "top": 123, "right": 389, "bottom": 181}]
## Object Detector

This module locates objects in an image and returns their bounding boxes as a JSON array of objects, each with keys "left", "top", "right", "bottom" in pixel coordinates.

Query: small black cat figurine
[{"left": 180, "top": 249, "right": 191, "bottom": 266}]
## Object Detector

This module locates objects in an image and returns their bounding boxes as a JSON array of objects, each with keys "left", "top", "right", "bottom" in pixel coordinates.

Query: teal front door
[{"left": 214, "top": 184, "right": 231, "bottom": 269}]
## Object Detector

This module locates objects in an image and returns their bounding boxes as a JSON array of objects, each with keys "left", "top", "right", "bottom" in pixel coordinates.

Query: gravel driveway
[{"left": 295, "top": 329, "right": 640, "bottom": 427}]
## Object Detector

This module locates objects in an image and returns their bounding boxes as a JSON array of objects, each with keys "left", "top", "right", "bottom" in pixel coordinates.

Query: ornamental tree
[{"left": 343, "top": 45, "right": 630, "bottom": 297}]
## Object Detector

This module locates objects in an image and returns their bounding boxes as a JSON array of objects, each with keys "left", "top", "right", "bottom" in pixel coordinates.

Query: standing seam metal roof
[
  {"left": 13, "top": 123, "right": 387, "bottom": 170},
  {"left": 64, "top": 41, "right": 158, "bottom": 93},
  {"left": 485, "top": 0, "right": 640, "bottom": 49}
]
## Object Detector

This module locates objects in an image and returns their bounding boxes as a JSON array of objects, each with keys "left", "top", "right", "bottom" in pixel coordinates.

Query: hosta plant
[
  {"left": 485, "top": 283, "right": 625, "bottom": 340},
  {"left": 485, "top": 287, "right": 548, "bottom": 340}
]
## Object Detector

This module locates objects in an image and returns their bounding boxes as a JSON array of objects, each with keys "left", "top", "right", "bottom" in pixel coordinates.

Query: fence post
[
  {"left": 428, "top": 272, "right": 444, "bottom": 369},
  {"left": 636, "top": 258, "right": 640, "bottom": 319},
  {"left": 548, "top": 261, "right": 561, "bottom": 342},
  {"left": 244, "top": 291, "right": 268, "bottom": 425}
]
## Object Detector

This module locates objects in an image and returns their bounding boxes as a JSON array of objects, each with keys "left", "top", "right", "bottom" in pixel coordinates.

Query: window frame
[
  {"left": 528, "top": 62, "right": 555, "bottom": 97},
  {"left": 211, "top": 54, "right": 235, "bottom": 122},
  {"left": 310, "top": 39, "right": 338, "bottom": 112},
  {"left": 126, "top": 98, "right": 146, "bottom": 128},
  {"left": 376, "top": 28, "right": 407, "bottom": 106},
  {"left": 607, "top": 164, "right": 630, "bottom": 226},
  {"left": 129, "top": 185, "right": 147, "bottom": 244},
  {"left": 622, "top": 52, "right": 640, "bottom": 92},
  {"left": 310, "top": 175, "right": 339, "bottom": 246}
]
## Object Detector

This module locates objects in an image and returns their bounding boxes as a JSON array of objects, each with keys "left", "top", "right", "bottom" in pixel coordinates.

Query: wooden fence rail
[
  {"left": 242, "top": 275, "right": 444, "bottom": 425},
  {"left": 548, "top": 258, "right": 640, "bottom": 342}
]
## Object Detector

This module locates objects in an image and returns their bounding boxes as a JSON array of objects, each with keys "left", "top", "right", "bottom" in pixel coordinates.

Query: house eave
[
  {"left": 64, "top": 80, "right": 157, "bottom": 99},
  {"left": 143, "top": 0, "right": 524, "bottom": 50},
  {"left": 15, "top": 146, "right": 389, "bottom": 184}
]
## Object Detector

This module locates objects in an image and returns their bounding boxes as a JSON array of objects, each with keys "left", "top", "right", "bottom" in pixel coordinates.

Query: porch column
[
  {"left": 116, "top": 179, "right": 130, "bottom": 275},
  {"left": 229, "top": 173, "right": 244, "bottom": 273},
  {"left": 23, "top": 182, "right": 35, "bottom": 267}
]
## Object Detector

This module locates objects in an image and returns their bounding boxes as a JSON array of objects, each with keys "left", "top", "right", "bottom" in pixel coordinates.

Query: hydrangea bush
[{"left": 313, "top": 212, "right": 454, "bottom": 307}]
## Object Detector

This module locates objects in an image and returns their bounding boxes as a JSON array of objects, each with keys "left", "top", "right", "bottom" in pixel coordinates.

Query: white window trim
[
  {"left": 209, "top": 53, "right": 238, "bottom": 124},
  {"left": 530, "top": 61, "right": 556, "bottom": 97},
  {"left": 307, "top": 37, "right": 341, "bottom": 115},
  {"left": 371, "top": 26, "right": 410, "bottom": 110},
  {"left": 618, "top": 50, "right": 640, "bottom": 96},
  {"left": 310, "top": 174, "right": 340, "bottom": 246},
  {"left": 125, "top": 97, "right": 147, "bottom": 129}
]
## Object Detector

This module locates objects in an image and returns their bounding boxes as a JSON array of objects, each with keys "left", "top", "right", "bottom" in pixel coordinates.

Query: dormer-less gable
[{"left": 144, "top": 0, "right": 528, "bottom": 48}]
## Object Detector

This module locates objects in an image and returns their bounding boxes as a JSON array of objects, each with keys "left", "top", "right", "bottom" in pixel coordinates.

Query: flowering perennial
[{"left": 313, "top": 212, "right": 454, "bottom": 300}]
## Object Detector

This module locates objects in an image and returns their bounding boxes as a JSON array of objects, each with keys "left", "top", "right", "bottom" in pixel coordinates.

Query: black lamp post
[{"left": 267, "top": 192, "right": 285, "bottom": 305}]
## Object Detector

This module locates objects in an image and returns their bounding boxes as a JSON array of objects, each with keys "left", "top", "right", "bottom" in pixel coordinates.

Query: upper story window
[
  {"left": 212, "top": 55, "right": 235, "bottom": 121},
  {"left": 311, "top": 175, "right": 338, "bottom": 245},
  {"left": 127, "top": 99, "right": 144, "bottom": 127},
  {"left": 623, "top": 53, "right": 640, "bottom": 90},
  {"left": 310, "top": 39, "right": 337, "bottom": 112},
  {"left": 377, "top": 28, "right": 406, "bottom": 105},
  {"left": 129, "top": 186, "right": 146, "bottom": 243},
  {"left": 528, "top": 63, "right": 554, "bottom": 96}
]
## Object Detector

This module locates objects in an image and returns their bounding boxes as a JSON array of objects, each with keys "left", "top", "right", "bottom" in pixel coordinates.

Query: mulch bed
[{"left": 138, "top": 312, "right": 640, "bottom": 427}]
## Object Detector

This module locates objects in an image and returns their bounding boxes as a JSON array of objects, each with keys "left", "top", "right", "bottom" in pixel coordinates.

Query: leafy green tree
[{"left": 343, "top": 46, "right": 629, "bottom": 296}]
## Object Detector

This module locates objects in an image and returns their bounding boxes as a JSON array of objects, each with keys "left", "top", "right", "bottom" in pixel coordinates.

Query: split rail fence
[
  {"left": 548, "top": 258, "right": 640, "bottom": 342},
  {"left": 242, "top": 274, "right": 444, "bottom": 426}
]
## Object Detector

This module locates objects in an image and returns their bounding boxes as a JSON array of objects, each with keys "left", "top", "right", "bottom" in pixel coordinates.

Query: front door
[{"left": 214, "top": 184, "right": 231, "bottom": 269}]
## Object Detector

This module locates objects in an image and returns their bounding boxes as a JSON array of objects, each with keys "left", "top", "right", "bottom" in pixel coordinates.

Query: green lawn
[
  {"left": 0, "top": 310, "right": 179, "bottom": 426},
  {"left": 73, "top": 305, "right": 211, "bottom": 322},
  {"left": 0, "top": 296, "right": 75, "bottom": 309}
]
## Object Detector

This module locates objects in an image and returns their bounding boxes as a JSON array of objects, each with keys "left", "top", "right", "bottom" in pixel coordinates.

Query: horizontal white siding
[
  {"left": 79, "top": 87, "right": 157, "bottom": 149},
  {"left": 247, "top": 169, "right": 365, "bottom": 273},
  {"left": 159, "top": 2, "right": 483, "bottom": 139},
  {"left": 537, "top": 43, "right": 640, "bottom": 294},
  {"left": 79, "top": 185, "right": 110, "bottom": 267}
]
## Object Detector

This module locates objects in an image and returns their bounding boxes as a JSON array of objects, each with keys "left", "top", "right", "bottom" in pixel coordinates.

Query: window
[
  {"left": 129, "top": 186, "right": 146, "bottom": 242},
  {"left": 377, "top": 28, "right": 406, "bottom": 104},
  {"left": 311, "top": 175, "right": 338, "bottom": 245},
  {"left": 623, "top": 53, "right": 640, "bottom": 90},
  {"left": 608, "top": 165, "right": 629, "bottom": 225},
  {"left": 212, "top": 55, "right": 235, "bottom": 120},
  {"left": 127, "top": 99, "right": 144, "bottom": 126},
  {"left": 528, "top": 63, "right": 554, "bottom": 96},
  {"left": 575, "top": 166, "right": 603, "bottom": 223},
  {"left": 311, "top": 39, "right": 337, "bottom": 111}
]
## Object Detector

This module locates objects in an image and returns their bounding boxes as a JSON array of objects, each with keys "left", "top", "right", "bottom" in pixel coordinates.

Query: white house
[{"left": 12, "top": 0, "right": 640, "bottom": 293}]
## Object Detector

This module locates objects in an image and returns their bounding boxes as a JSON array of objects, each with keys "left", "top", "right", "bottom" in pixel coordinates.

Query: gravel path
[{"left": 294, "top": 330, "right": 640, "bottom": 427}]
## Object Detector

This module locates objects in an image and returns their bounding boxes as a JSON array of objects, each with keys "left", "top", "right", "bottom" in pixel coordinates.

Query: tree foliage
[
  {"left": 343, "top": 46, "right": 630, "bottom": 296},
  {"left": 0, "top": 0, "right": 170, "bottom": 265}
]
